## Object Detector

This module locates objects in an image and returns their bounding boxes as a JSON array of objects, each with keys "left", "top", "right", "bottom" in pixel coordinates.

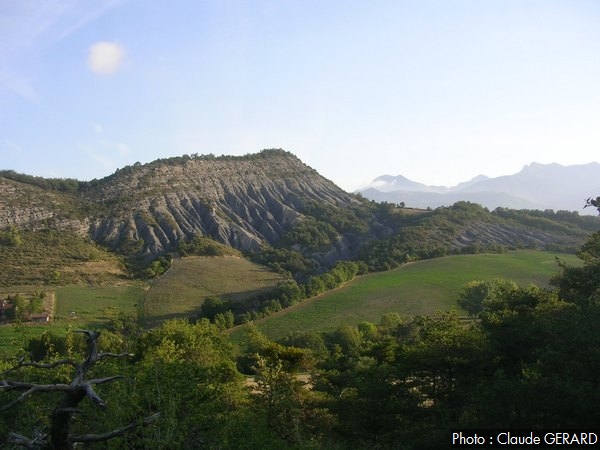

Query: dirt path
[{"left": 245, "top": 374, "right": 312, "bottom": 393}]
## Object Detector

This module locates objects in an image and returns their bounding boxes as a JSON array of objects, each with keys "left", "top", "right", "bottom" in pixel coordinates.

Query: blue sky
[{"left": 1, "top": 0, "right": 599, "bottom": 191}]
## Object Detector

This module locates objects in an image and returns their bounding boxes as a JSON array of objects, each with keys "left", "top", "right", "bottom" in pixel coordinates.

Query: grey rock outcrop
[{"left": 1, "top": 150, "right": 356, "bottom": 260}]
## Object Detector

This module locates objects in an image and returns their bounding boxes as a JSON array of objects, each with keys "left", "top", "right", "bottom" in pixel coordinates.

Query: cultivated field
[
  {"left": 0, "top": 284, "right": 145, "bottom": 355},
  {"left": 54, "top": 284, "right": 146, "bottom": 327},
  {"left": 143, "top": 256, "right": 287, "bottom": 325},
  {"left": 0, "top": 256, "right": 285, "bottom": 352},
  {"left": 235, "top": 251, "right": 579, "bottom": 341},
  {"left": 0, "top": 251, "right": 580, "bottom": 354}
]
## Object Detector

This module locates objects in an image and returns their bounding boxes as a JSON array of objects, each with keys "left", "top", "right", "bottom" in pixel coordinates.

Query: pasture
[
  {"left": 143, "top": 256, "right": 287, "bottom": 325},
  {"left": 0, "top": 251, "right": 580, "bottom": 353},
  {"left": 54, "top": 284, "right": 145, "bottom": 327},
  {"left": 235, "top": 251, "right": 579, "bottom": 341},
  {"left": 0, "top": 284, "right": 145, "bottom": 355}
]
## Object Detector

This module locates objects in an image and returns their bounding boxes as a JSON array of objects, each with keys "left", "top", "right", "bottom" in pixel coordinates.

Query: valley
[
  {"left": 232, "top": 250, "right": 578, "bottom": 340},
  {"left": 0, "top": 250, "right": 579, "bottom": 353},
  {"left": 3, "top": 2, "right": 600, "bottom": 445}
]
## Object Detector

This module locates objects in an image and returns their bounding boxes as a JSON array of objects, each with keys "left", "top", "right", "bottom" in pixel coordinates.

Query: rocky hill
[
  {"left": 1, "top": 149, "right": 599, "bottom": 285},
  {"left": 85, "top": 150, "right": 358, "bottom": 258},
  {"left": 1, "top": 150, "right": 357, "bottom": 261}
]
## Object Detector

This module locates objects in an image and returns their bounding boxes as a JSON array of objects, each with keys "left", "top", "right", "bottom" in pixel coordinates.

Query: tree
[
  {"left": 252, "top": 355, "right": 305, "bottom": 444},
  {"left": 551, "top": 231, "right": 600, "bottom": 306},
  {"left": 465, "top": 281, "right": 600, "bottom": 429},
  {"left": 1, "top": 330, "right": 158, "bottom": 449},
  {"left": 457, "top": 279, "right": 519, "bottom": 318},
  {"left": 131, "top": 319, "right": 248, "bottom": 448},
  {"left": 585, "top": 196, "right": 600, "bottom": 214}
]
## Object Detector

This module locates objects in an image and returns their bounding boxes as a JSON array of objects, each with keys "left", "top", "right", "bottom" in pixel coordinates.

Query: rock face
[
  {"left": 0, "top": 150, "right": 356, "bottom": 260},
  {"left": 0, "top": 177, "right": 88, "bottom": 234},
  {"left": 86, "top": 151, "right": 356, "bottom": 259},
  {"left": 2, "top": 150, "right": 598, "bottom": 272}
]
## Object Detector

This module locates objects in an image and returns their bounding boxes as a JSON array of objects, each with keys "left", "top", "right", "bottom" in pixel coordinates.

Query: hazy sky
[{"left": 1, "top": 0, "right": 599, "bottom": 191}]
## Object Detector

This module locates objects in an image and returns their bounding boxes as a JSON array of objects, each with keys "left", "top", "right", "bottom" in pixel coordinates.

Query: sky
[{"left": 1, "top": 0, "right": 600, "bottom": 192}]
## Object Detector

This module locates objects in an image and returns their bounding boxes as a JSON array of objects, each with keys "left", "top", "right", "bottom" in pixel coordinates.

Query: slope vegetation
[
  {"left": 240, "top": 250, "right": 579, "bottom": 340},
  {"left": 143, "top": 256, "right": 287, "bottom": 325}
]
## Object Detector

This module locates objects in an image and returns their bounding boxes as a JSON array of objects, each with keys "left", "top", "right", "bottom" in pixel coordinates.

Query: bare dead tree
[
  {"left": 585, "top": 196, "right": 600, "bottom": 214},
  {"left": 1, "top": 330, "right": 159, "bottom": 450}
]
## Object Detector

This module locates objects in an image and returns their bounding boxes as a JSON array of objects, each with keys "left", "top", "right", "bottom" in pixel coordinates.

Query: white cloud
[
  {"left": 87, "top": 42, "right": 126, "bottom": 75},
  {"left": 0, "top": 1, "right": 128, "bottom": 50},
  {"left": 83, "top": 139, "right": 132, "bottom": 173},
  {"left": 0, "top": 1, "right": 129, "bottom": 99},
  {"left": 85, "top": 148, "right": 115, "bottom": 171}
]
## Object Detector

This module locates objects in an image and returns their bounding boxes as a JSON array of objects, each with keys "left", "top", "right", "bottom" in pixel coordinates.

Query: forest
[{"left": 1, "top": 228, "right": 599, "bottom": 449}]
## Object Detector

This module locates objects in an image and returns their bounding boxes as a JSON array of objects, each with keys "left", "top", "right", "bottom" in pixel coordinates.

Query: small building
[{"left": 30, "top": 313, "right": 50, "bottom": 324}]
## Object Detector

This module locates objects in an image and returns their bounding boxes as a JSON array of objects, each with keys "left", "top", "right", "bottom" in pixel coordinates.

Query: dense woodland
[{"left": 1, "top": 229, "right": 600, "bottom": 449}]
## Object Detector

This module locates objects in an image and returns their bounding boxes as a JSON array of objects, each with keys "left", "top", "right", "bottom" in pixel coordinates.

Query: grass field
[
  {"left": 0, "top": 251, "right": 580, "bottom": 353},
  {"left": 234, "top": 251, "right": 579, "bottom": 341},
  {"left": 0, "top": 256, "right": 284, "bottom": 352},
  {"left": 143, "top": 256, "right": 286, "bottom": 325},
  {"left": 0, "top": 284, "right": 145, "bottom": 355},
  {"left": 54, "top": 285, "right": 146, "bottom": 327},
  {"left": 0, "top": 324, "right": 72, "bottom": 358}
]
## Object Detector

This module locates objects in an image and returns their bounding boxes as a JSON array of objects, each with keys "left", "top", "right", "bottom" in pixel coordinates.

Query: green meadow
[
  {"left": 54, "top": 284, "right": 145, "bottom": 327},
  {"left": 0, "top": 251, "right": 580, "bottom": 353},
  {"left": 0, "top": 256, "right": 286, "bottom": 352},
  {"left": 143, "top": 256, "right": 287, "bottom": 325},
  {"left": 0, "top": 285, "right": 145, "bottom": 355},
  {"left": 237, "top": 251, "right": 579, "bottom": 341}
]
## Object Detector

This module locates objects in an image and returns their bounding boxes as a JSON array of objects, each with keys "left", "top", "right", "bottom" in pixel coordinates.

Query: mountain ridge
[
  {"left": 360, "top": 162, "right": 600, "bottom": 213},
  {"left": 1, "top": 150, "right": 357, "bottom": 260},
  {"left": 1, "top": 150, "right": 599, "bottom": 286}
]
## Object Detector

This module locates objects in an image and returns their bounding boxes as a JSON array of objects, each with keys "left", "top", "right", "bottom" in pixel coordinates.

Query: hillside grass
[
  {"left": 54, "top": 285, "right": 146, "bottom": 327},
  {"left": 143, "top": 256, "right": 287, "bottom": 325},
  {"left": 0, "top": 285, "right": 145, "bottom": 355},
  {"left": 234, "top": 250, "right": 579, "bottom": 341},
  {"left": 0, "top": 229, "right": 129, "bottom": 286},
  {"left": 0, "top": 251, "right": 580, "bottom": 354},
  {"left": 0, "top": 256, "right": 284, "bottom": 352},
  {"left": 0, "top": 325, "right": 74, "bottom": 358}
]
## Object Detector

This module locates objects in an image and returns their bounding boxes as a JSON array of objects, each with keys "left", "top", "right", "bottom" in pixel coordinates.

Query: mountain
[
  {"left": 1, "top": 150, "right": 599, "bottom": 286},
  {"left": 369, "top": 174, "right": 435, "bottom": 192},
  {"left": 359, "top": 162, "right": 600, "bottom": 213},
  {"left": 1, "top": 150, "right": 356, "bottom": 259}
]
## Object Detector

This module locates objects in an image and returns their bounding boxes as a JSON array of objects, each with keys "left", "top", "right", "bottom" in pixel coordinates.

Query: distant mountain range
[{"left": 358, "top": 162, "right": 600, "bottom": 214}]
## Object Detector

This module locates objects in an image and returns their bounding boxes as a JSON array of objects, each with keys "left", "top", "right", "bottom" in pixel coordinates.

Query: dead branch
[
  {"left": 2, "top": 357, "right": 78, "bottom": 375},
  {"left": 70, "top": 412, "right": 161, "bottom": 443},
  {"left": 0, "top": 330, "right": 159, "bottom": 449},
  {"left": 98, "top": 351, "right": 134, "bottom": 360},
  {"left": 0, "top": 381, "right": 72, "bottom": 412},
  {"left": 7, "top": 431, "right": 48, "bottom": 449}
]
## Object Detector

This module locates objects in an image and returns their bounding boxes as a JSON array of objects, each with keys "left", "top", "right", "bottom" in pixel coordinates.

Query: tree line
[{"left": 199, "top": 260, "right": 367, "bottom": 327}]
